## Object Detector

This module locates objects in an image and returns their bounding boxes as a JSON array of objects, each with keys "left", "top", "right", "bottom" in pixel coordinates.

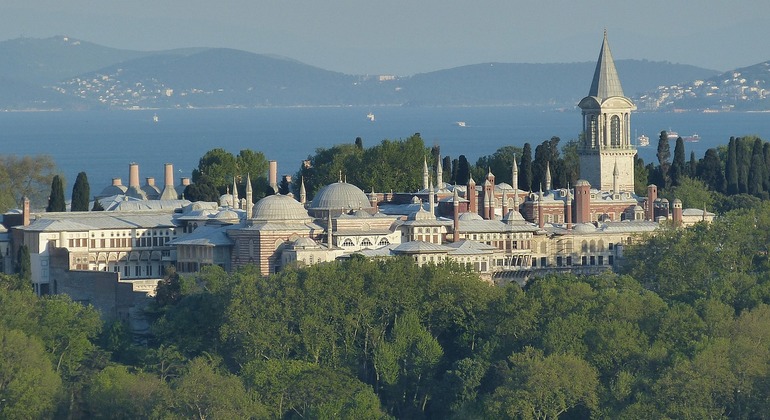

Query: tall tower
[{"left": 577, "top": 31, "right": 636, "bottom": 192}]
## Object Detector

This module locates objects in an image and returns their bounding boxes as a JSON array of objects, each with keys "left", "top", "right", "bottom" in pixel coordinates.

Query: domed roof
[
  {"left": 408, "top": 206, "right": 434, "bottom": 221},
  {"left": 213, "top": 209, "right": 239, "bottom": 221},
  {"left": 459, "top": 212, "right": 484, "bottom": 221},
  {"left": 310, "top": 182, "right": 372, "bottom": 211},
  {"left": 502, "top": 210, "right": 526, "bottom": 224},
  {"left": 292, "top": 237, "right": 320, "bottom": 249},
  {"left": 575, "top": 179, "right": 591, "bottom": 187},
  {"left": 573, "top": 223, "right": 596, "bottom": 233},
  {"left": 252, "top": 194, "right": 310, "bottom": 221}
]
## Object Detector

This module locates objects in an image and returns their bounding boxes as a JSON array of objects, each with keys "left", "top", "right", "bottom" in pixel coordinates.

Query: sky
[{"left": 3, "top": 0, "right": 769, "bottom": 76}]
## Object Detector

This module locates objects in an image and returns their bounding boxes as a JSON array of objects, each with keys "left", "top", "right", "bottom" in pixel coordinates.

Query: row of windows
[
  {"left": 90, "top": 229, "right": 174, "bottom": 238},
  {"left": 86, "top": 236, "right": 172, "bottom": 249},
  {"left": 340, "top": 237, "right": 389, "bottom": 247}
]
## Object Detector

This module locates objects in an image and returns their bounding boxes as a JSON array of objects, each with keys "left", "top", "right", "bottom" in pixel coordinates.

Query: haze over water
[{"left": 2, "top": 107, "right": 769, "bottom": 197}]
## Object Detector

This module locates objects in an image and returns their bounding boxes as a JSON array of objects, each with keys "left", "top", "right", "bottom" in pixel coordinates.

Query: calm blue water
[{"left": 1, "top": 107, "right": 769, "bottom": 195}]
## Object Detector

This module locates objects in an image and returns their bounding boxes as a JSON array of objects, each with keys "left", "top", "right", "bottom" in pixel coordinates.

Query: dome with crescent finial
[
  {"left": 252, "top": 194, "right": 311, "bottom": 222},
  {"left": 309, "top": 182, "right": 373, "bottom": 212}
]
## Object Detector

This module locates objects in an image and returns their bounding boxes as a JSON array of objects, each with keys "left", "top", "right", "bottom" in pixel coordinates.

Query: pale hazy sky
[{"left": 3, "top": 0, "right": 769, "bottom": 75}]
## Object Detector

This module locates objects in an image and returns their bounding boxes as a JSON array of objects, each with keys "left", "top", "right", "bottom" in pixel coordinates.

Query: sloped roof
[{"left": 588, "top": 31, "right": 625, "bottom": 99}]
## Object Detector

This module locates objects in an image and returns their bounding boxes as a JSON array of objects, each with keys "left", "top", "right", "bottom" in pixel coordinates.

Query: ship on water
[{"left": 637, "top": 134, "right": 650, "bottom": 147}]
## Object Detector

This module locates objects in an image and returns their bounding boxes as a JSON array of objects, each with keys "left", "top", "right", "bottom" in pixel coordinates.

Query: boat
[
  {"left": 684, "top": 134, "right": 700, "bottom": 142},
  {"left": 666, "top": 130, "right": 679, "bottom": 141},
  {"left": 637, "top": 134, "right": 650, "bottom": 147},
  {"left": 153, "top": 113, "right": 159, "bottom": 123},
  {"left": 366, "top": 112, "right": 375, "bottom": 122},
  {"left": 456, "top": 121, "right": 467, "bottom": 127}
]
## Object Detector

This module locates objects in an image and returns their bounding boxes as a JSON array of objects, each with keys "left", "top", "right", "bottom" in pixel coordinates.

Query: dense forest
[{"left": 4, "top": 198, "right": 770, "bottom": 418}]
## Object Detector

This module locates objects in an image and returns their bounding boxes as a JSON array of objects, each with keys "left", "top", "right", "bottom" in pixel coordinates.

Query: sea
[{"left": 1, "top": 107, "right": 769, "bottom": 197}]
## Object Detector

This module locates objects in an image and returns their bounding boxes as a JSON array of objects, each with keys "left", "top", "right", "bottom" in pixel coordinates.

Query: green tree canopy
[
  {"left": 70, "top": 171, "right": 90, "bottom": 212},
  {"left": 46, "top": 174, "right": 66, "bottom": 212}
]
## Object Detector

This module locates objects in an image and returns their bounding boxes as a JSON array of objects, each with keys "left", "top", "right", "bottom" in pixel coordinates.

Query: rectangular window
[
  {"left": 540, "top": 257, "right": 547, "bottom": 267},
  {"left": 609, "top": 256, "right": 614, "bottom": 265},
  {"left": 598, "top": 256, "right": 604, "bottom": 265},
  {"left": 567, "top": 256, "right": 572, "bottom": 266},
  {"left": 590, "top": 256, "right": 596, "bottom": 266}
]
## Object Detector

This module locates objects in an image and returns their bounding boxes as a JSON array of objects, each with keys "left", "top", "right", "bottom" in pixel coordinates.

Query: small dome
[
  {"left": 213, "top": 209, "right": 239, "bottom": 222},
  {"left": 310, "top": 182, "right": 372, "bottom": 211},
  {"left": 408, "top": 206, "right": 434, "bottom": 221},
  {"left": 573, "top": 223, "right": 596, "bottom": 233},
  {"left": 219, "top": 193, "right": 235, "bottom": 207},
  {"left": 575, "top": 179, "right": 591, "bottom": 187},
  {"left": 252, "top": 194, "right": 310, "bottom": 221},
  {"left": 292, "top": 237, "right": 320, "bottom": 249},
  {"left": 411, "top": 196, "right": 422, "bottom": 204},
  {"left": 459, "top": 212, "right": 483, "bottom": 221},
  {"left": 502, "top": 210, "right": 526, "bottom": 223}
]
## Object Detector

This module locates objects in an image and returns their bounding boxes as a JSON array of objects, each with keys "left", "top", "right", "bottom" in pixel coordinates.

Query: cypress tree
[
  {"left": 688, "top": 151, "right": 697, "bottom": 177},
  {"left": 520, "top": 143, "right": 533, "bottom": 191},
  {"left": 763, "top": 142, "right": 770, "bottom": 192},
  {"left": 46, "top": 175, "right": 66, "bottom": 212},
  {"left": 669, "top": 137, "right": 686, "bottom": 187},
  {"left": 656, "top": 131, "right": 671, "bottom": 188},
  {"left": 726, "top": 137, "right": 739, "bottom": 195},
  {"left": 442, "top": 156, "right": 451, "bottom": 184},
  {"left": 698, "top": 148, "right": 726, "bottom": 193},
  {"left": 456, "top": 155, "right": 470, "bottom": 185},
  {"left": 92, "top": 199, "right": 105, "bottom": 211},
  {"left": 16, "top": 244, "right": 31, "bottom": 282},
  {"left": 450, "top": 159, "right": 459, "bottom": 184},
  {"left": 71, "top": 172, "right": 90, "bottom": 212},
  {"left": 748, "top": 137, "right": 765, "bottom": 196}
]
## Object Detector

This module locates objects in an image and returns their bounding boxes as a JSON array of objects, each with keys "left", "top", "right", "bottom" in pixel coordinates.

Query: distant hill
[
  {"left": 638, "top": 61, "right": 770, "bottom": 111},
  {"left": 0, "top": 36, "right": 742, "bottom": 111}
]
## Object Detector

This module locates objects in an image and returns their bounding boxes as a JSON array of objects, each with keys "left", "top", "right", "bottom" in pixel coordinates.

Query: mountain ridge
[{"left": 1, "top": 36, "right": 759, "bottom": 111}]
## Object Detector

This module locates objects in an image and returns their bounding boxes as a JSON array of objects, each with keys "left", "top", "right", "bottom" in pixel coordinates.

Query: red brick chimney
[
  {"left": 647, "top": 184, "right": 658, "bottom": 221},
  {"left": 575, "top": 180, "right": 591, "bottom": 224}
]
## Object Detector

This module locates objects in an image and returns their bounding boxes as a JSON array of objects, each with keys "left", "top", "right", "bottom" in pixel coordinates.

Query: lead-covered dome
[
  {"left": 252, "top": 194, "right": 311, "bottom": 221},
  {"left": 310, "top": 182, "right": 372, "bottom": 211}
]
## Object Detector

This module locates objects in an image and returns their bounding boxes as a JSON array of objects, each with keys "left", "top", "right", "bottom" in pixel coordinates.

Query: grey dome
[
  {"left": 310, "top": 182, "right": 372, "bottom": 211},
  {"left": 459, "top": 212, "right": 484, "bottom": 221},
  {"left": 292, "top": 237, "right": 320, "bottom": 249},
  {"left": 213, "top": 209, "right": 239, "bottom": 222},
  {"left": 252, "top": 194, "right": 310, "bottom": 221},
  {"left": 573, "top": 223, "right": 596, "bottom": 233}
]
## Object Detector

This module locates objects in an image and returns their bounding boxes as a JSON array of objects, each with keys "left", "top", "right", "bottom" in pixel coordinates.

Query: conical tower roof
[{"left": 588, "top": 31, "right": 624, "bottom": 99}]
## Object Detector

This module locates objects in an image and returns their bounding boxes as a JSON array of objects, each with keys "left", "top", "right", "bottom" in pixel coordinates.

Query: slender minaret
[
  {"left": 429, "top": 178, "right": 435, "bottom": 218},
  {"left": 566, "top": 183, "right": 573, "bottom": 231},
  {"left": 232, "top": 176, "right": 240, "bottom": 208},
  {"left": 512, "top": 155, "right": 520, "bottom": 210},
  {"left": 423, "top": 157, "right": 430, "bottom": 190},
  {"left": 453, "top": 188, "right": 460, "bottom": 242},
  {"left": 545, "top": 161, "right": 552, "bottom": 191},
  {"left": 245, "top": 173, "right": 253, "bottom": 219},
  {"left": 468, "top": 175, "right": 477, "bottom": 215},
  {"left": 501, "top": 188, "right": 508, "bottom": 216},
  {"left": 538, "top": 186, "right": 544, "bottom": 229},
  {"left": 299, "top": 176, "right": 307, "bottom": 205},
  {"left": 436, "top": 155, "right": 443, "bottom": 188}
]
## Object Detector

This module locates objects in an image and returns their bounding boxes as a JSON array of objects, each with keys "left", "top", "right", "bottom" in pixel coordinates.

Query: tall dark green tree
[
  {"left": 46, "top": 175, "right": 66, "bottom": 212},
  {"left": 70, "top": 172, "right": 90, "bottom": 212},
  {"left": 697, "top": 148, "right": 726, "bottom": 193},
  {"left": 763, "top": 142, "right": 770, "bottom": 192},
  {"left": 634, "top": 155, "right": 650, "bottom": 195},
  {"left": 16, "top": 244, "right": 31, "bottom": 282},
  {"left": 520, "top": 143, "right": 533, "bottom": 191},
  {"left": 688, "top": 151, "right": 697, "bottom": 178},
  {"left": 442, "top": 156, "right": 452, "bottom": 184},
  {"left": 669, "top": 137, "right": 686, "bottom": 187},
  {"left": 451, "top": 158, "right": 459, "bottom": 185},
  {"left": 748, "top": 137, "right": 765, "bottom": 196},
  {"left": 726, "top": 137, "right": 739, "bottom": 195},
  {"left": 456, "top": 155, "right": 470, "bottom": 185},
  {"left": 736, "top": 137, "right": 750, "bottom": 194},
  {"left": 656, "top": 131, "right": 671, "bottom": 188}
]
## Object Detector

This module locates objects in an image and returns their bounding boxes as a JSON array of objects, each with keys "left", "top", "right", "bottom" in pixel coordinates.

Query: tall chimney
[
  {"left": 453, "top": 188, "right": 460, "bottom": 242},
  {"left": 566, "top": 185, "right": 573, "bottom": 231},
  {"left": 646, "top": 184, "right": 658, "bottom": 221},
  {"left": 672, "top": 198, "right": 683, "bottom": 226},
  {"left": 575, "top": 180, "right": 591, "bottom": 224},
  {"left": 129, "top": 163, "right": 140, "bottom": 188},
  {"left": 268, "top": 160, "right": 278, "bottom": 192},
  {"left": 160, "top": 163, "right": 179, "bottom": 200},
  {"left": 22, "top": 196, "right": 30, "bottom": 226}
]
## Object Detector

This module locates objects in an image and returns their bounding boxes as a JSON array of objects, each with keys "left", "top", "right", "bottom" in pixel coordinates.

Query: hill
[
  {"left": 638, "top": 61, "right": 770, "bottom": 111},
  {"left": 0, "top": 36, "right": 734, "bottom": 110}
]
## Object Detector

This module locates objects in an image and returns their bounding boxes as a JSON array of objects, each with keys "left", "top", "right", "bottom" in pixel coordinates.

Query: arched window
[
  {"left": 342, "top": 239, "right": 354, "bottom": 247},
  {"left": 361, "top": 238, "right": 373, "bottom": 247},
  {"left": 378, "top": 238, "right": 390, "bottom": 246},
  {"left": 610, "top": 115, "right": 621, "bottom": 147}
]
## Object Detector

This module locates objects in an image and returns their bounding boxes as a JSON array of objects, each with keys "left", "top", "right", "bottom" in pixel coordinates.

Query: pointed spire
[
  {"left": 512, "top": 154, "right": 519, "bottom": 209},
  {"left": 436, "top": 154, "right": 443, "bottom": 188},
  {"left": 545, "top": 161, "right": 552, "bottom": 191},
  {"left": 299, "top": 176, "right": 307, "bottom": 204},
  {"left": 423, "top": 157, "right": 429, "bottom": 190},
  {"left": 245, "top": 173, "right": 253, "bottom": 219},
  {"left": 429, "top": 178, "right": 435, "bottom": 219},
  {"left": 232, "top": 176, "right": 239, "bottom": 206},
  {"left": 588, "top": 31, "right": 624, "bottom": 99}
]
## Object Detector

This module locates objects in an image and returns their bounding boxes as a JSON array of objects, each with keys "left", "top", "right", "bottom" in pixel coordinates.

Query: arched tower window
[{"left": 610, "top": 115, "right": 621, "bottom": 147}]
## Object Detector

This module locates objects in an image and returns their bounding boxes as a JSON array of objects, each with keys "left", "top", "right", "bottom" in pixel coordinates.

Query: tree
[
  {"left": 46, "top": 174, "right": 66, "bottom": 212},
  {"left": 688, "top": 151, "right": 698, "bottom": 178},
  {"left": 748, "top": 137, "right": 765, "bottom": 196},
  {"left": 0, "top": 327, "right": 62, "bottom": 419},
  {"left": 0, "top": 155, "right": 58, "bottom": 212},
  {"left": 183, "top": 175, "right": 220, "bottom": 202},
  {"left": 85, "top": 365, "right": 172, "bottom": 419},
  {"left": 486, "top": 347, "right": 599, "bottom": 419},
  {"left": 669, "top": 137, "right": 686, "bottom": 187},
  {"left": 91, "top": 198, "right": 105, "bottom": 211},
  {"left": 355, "top": 136, "right": 364, "bottom": 149},
  {"left": 697, "top": 148, "right": 726, "bottom": 193},
  {"left": 634, "top": 154, "right": 649, "bottom": 195},
  {"left": 726, "top": 137, "right": 739, "bottom": 195},
  {"left": 520, "top": 142, "right": 533, "bottom": 191},
  {"left": 456, "top": 155, "right": 470, "bottom": 185},
  {"left": 442, "top": 155, "right": 452, "bottom": 184},
  {"left": 15, "top": 244, "right": 30, "bottom": 282},
  {"left": 70, "top": 171, "right": 90, "bottom": 212},
  {"left": 657, "top": 131, "right": 671, "bottom": 188}
]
